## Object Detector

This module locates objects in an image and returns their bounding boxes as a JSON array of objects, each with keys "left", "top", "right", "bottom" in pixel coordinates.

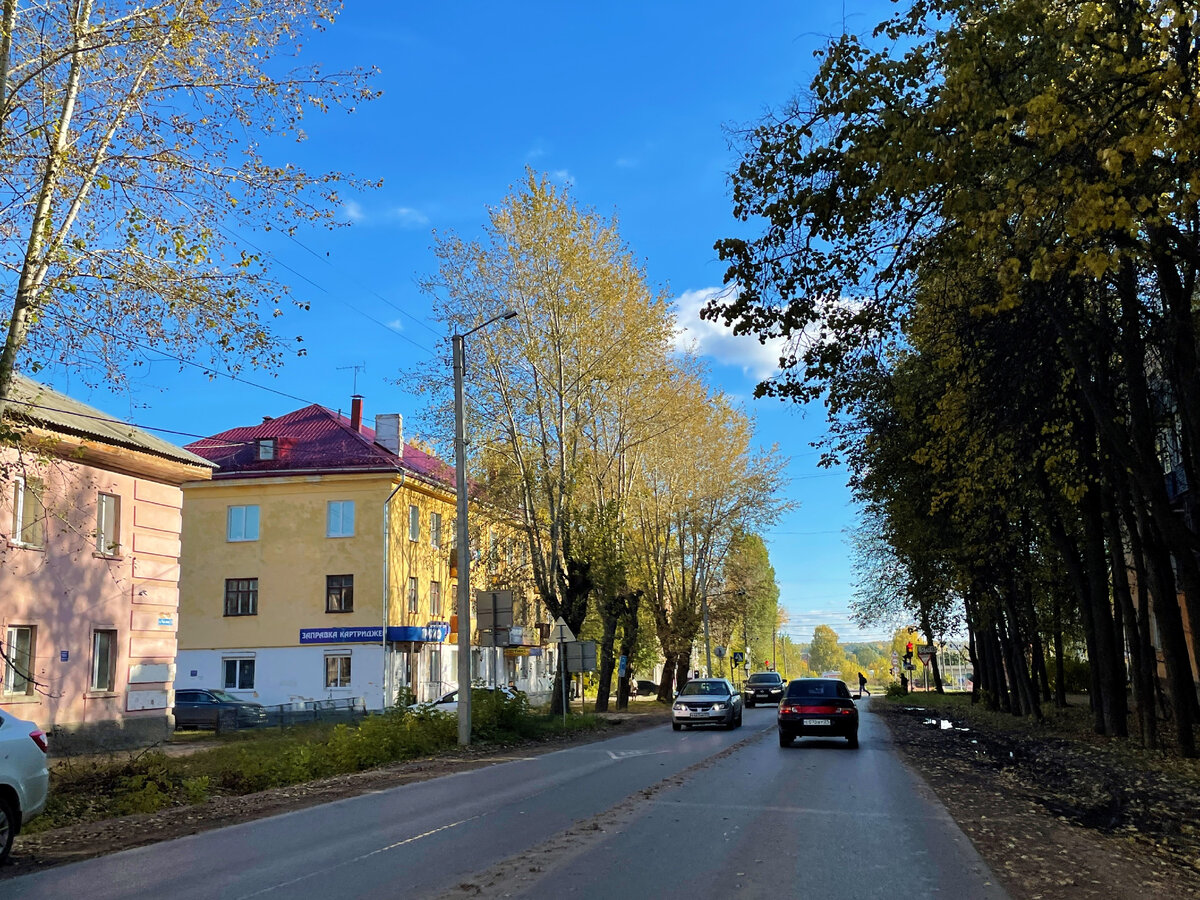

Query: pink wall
[{"left": 0, "top": 447, "right": 182, "bottom": 743}]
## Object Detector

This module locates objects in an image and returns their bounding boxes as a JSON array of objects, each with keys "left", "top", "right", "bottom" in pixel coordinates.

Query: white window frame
[
  {"left": 327, "top": 500, "right": 355, "bottom": 538},
  {"left": 430, "top": 512, "right": 442, "bottom": 549},
  {"left": 226, "top": 505, "right": 260, "bottom": 542},
  {"left": 407, "top": 576, "right": 419, "bottom": 614},
  {"left": 325, "top": 654, "right": 352, "bottom": 688},
  {"left": 11, "top": 476, "right": 45, "bottom": 548},
  {"left": 96, "top": 492, "right": 121, "bottom": 555},
  {"left": 430, "top": 580, "right": 442, "bottom": 617},
  {"left": 91, "top": 629, "right": 117, "bottom": 692},
  {"left": 408, "top": 504, "right": 420, "bottom": 542},
  {"left": 3, "top": 625, "right": 35, "bottom": 695},
  {"left": 257, "top": 438, "right": 276, "bottom": 461},
  {"left": 223, "top": 657, "right": 256, "bottom": 690}
]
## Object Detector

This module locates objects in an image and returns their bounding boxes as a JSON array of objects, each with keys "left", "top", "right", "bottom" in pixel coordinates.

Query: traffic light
[{"left": 904, "top": 642, "right": 914, "bottom": 662}]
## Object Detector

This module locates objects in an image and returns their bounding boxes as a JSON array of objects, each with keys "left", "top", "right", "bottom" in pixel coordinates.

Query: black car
[
  {"left": 173, "top": 689, "right": 268, "bottom": 730},
  {"left": 777, "top": 678, "right": 859, "bottom": 747},
  {"left": 743, "top": 671, "right": 785, "bottom": 707}
]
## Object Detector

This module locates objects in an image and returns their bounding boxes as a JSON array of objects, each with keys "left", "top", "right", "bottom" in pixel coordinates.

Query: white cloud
[
  {"left": 550, "top": 169, "right": 576, "bottom": 186},
  {"left": 341, "top": 201, "right": 429, "bottom": 229},
  {"left": 386, "top": 319, "right": 406, "bottom": 331},
  {"left": 390, "top": 207, "right": 430, "bottom": 228},
  {"left": 672, "top": 287, "right": 783, "bottom": 381},
  {"left": 615, "top": 157, "right": 638, "bottom": 168}
]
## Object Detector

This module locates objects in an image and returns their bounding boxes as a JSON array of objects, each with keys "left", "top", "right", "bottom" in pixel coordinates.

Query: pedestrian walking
[{"left": 858, "top": 672, "right": 870, "bottom": 697}]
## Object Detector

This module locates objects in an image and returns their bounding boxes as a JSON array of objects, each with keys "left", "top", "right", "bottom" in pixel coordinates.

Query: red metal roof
[{"left": 186, "top": 404, "right": 455, "bottom": 488}]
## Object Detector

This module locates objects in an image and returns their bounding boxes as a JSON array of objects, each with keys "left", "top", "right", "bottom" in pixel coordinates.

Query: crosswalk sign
[{"left": 732, "top": 651, "right": 745, "bottom": 665}]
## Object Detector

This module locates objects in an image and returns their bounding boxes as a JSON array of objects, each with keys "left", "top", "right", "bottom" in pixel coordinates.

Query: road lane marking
[
  {"left": 236, "top": 814, "right": 484, "bottom": 899},
  {"left": 605, "top": 749, "right": 671, "bottom": 760}
]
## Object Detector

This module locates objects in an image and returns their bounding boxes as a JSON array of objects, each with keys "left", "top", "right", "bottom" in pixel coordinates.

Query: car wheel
[
  {"left": 0, "top": 793, "right": 16, "bottom": 864},
  {"left": 848, "top": 731, "right": 859, "bottom": 748},
  {"left": 217, "top": 709, "right": 237, "bottom": 733},
  {"left": 672, "top": 722, "right": 681, "bottom": 731},
  {"left": 778, "top": 730, "right": 792, "bottom": 747},
  {"left": 746, "top": 699, "right": 755, "bottom": 708},
  {"left": 736, "top": 710, "right": 743, "bottom": 727}
]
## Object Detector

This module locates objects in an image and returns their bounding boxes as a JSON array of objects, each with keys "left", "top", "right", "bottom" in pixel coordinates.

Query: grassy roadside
[{"left": 31, "top": 695, "right": 663, "bottom": 834}]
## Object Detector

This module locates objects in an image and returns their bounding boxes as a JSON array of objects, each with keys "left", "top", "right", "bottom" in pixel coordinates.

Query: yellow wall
[
  {"left": 385, "top": 479, "right": 457, "bottom": 630},
  {"left": 180, "top": 473, "right": 390, "bottom": 649},
  {"left": 180, "top": 470, "right": 535, "bottom": 652}
]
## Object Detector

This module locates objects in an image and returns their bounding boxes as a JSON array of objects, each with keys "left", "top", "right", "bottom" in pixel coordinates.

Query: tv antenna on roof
[{"left": 338, "top": 363, "right": 366, "bottom": 394}]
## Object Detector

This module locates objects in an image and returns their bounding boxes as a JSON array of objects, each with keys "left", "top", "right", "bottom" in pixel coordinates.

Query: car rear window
[{"left": 787, "top": 681, "right": 850, "bottom": 700}]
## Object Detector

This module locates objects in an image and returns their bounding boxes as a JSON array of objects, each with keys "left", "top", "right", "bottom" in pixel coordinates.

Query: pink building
[{"left": 0, "top": 376, "right": 212, "bottom": 750}]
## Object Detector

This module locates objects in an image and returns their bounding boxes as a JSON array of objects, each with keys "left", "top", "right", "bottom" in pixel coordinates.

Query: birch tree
[
  {"left": 0, "top": 0, "right": 375, "bottom": 420},
  {"left": 419, "top": 170, "right": 679, "bottom": 713}
]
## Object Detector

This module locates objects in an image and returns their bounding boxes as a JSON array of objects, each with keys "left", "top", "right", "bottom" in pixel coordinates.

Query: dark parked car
[
  {"left": 634, "top": 679, "right": 658, "bottom": 696},
  {"left": 743, "top": 671, "right": 785, "bottom": 707},
  {"left": 173, "top": 689, "right": 268, "bottom": 730},
  {"left": 777, "top": 678, "right": 859, "bottom": 747},
  {"left": 672, "top": 678, "right": 743, "bottom": 730}
]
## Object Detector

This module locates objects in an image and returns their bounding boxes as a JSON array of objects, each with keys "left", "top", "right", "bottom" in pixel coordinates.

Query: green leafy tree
[{"left": 808, "top": 625, "right": 844, "bottom": 674}]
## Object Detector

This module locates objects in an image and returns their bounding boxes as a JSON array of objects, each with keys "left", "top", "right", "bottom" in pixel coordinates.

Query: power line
[{"left": 39, "top": 309, "right": 323, "bottom": 407}]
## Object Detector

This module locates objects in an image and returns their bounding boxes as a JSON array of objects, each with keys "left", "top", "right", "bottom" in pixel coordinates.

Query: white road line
[{"left": 235, "top": 815, "right": 484, "bottom": 899}]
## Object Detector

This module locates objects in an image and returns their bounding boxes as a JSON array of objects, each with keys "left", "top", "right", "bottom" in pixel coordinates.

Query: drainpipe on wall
[{"left": 382, "top": 475, "right": 404, "bottom": 709}]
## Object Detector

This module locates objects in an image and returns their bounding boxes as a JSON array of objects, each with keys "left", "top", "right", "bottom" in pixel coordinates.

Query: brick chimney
[
  {"left": 375, "top": 413, "right": 402, "bottom": 457},
  {"left": 350, "top": 395, "right": 363, "bottom": 433}
]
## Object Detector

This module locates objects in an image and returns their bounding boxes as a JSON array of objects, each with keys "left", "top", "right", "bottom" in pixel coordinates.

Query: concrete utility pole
[{"left": 453, "top": 310, "right": 518, "bottom": 747}]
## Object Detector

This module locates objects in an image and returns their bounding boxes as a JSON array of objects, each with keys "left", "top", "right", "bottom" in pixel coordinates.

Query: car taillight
[{"left": 29, "top": 729, "right": 48, "bottom": 753}]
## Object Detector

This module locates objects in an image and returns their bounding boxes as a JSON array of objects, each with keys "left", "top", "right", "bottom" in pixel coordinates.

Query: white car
[
  {"left": 408, "top": 685, "right": 519, "bottom": 714},
  {"left": 0, "top": 708, "right": 49, "bottom": 863}
]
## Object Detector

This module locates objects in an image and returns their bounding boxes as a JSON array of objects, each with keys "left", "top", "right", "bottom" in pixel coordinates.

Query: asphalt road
[{"left": 6, "top": 700, "right": 1007, "bottom": 899}]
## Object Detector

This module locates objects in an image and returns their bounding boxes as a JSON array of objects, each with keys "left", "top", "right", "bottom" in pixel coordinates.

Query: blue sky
[{"left": 50, "top": 2, "right": 904, "bottom": 645}]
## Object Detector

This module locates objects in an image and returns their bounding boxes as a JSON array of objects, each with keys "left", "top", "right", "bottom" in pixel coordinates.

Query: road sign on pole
[{"left": 565, "top": 640, "right": 596, "bottom": 673}]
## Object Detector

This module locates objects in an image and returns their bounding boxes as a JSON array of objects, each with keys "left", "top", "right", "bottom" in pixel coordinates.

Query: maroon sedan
[{"left": 777, "top": 678, "right": 859, "bottom": 748}]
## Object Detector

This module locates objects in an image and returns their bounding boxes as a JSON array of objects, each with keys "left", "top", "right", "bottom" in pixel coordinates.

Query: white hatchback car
[{"left": 0, "top": 708, "right": 49, "bottom": 863}]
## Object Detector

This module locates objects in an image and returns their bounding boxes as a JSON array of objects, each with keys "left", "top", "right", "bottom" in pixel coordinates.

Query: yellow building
[{"left": 178, "top": 396, "right": 516, "bottom": 708}]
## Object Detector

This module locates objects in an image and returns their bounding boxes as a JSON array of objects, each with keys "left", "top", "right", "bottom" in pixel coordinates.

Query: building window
[
  {"left": 325, "top": 654, "right": 351, "bottom": 688},
  {"left": 96, "top": 493, "right": 121, "bottom": 555},
  {"left": 430, "top": 512, "right": 442, "bottom": 549},
  {"left": 224, "top": 578, "right": 259, "bottom": 616},
  {"left": 327, "top": 500, "right": 355, "bottom": 538},
  {"left": 407, "top": 576, "right": 419, "bottom": 614},
  {"left": 91, "top": 630, "right": 117, "bottom": 692},
  {"left": 223, "top": 658, "right": 255, "bottom": 690},
  {"left": 3, "top": 625, "right": 35, "bottom": 695},
  {"left": 430, "top": 580, "right": 442, "bottom": 617},
  {"left": 257, "top": 438, "right": 276, "bottom": 461},
  {"left": 429, "top": 646, "right": 442, "bottom": 685},
  {"left": 11, "top": 476, "right": 45, "bottom": 548},
  {"left": 408, "top": 504, "right": 420, "bottom": 542},
  {"left": 226, "top": 505, "right": 260, "bottom": 542},
  {"left": 326, "top": 574, "right": 354, "bottom": 613}
]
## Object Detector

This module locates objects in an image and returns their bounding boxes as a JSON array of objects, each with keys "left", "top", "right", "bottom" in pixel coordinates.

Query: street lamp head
[{"left": 502, "top": 310, "right": 518, "bottom": 320}]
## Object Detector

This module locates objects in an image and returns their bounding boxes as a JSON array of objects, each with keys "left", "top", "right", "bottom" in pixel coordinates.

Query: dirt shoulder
[
  {"left": 874, "top": 698, "right": 1200, "bottom": 900},
  {"left": 2, "top": 710, "right": 667, "bottom": 881}
]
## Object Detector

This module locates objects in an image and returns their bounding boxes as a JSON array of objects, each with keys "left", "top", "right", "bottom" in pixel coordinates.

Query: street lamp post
[{"left": 454, "top": 309, "right": 518, "bottom": 747}]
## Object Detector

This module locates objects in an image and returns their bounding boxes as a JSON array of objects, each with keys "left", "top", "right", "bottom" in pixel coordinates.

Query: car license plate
[
  {"left": 756, "top": 691, "right": 768, "bottom": 696},
  {"left": 677, "top": 708, "right": 690, "bottom": 716},
  {"left": 805, "top": 718, "right": 831, "bottom": 726}
]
